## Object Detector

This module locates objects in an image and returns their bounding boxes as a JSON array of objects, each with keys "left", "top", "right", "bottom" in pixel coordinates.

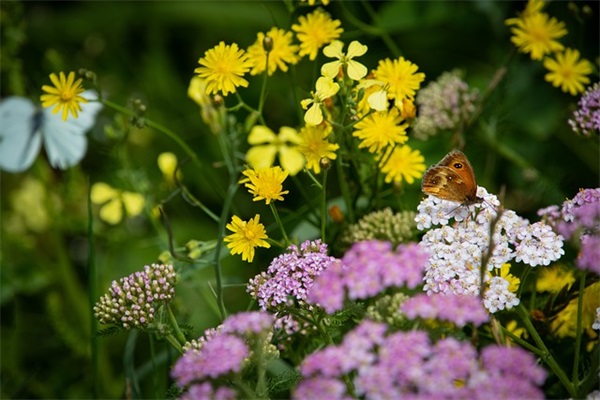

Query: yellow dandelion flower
[
  {"left": 505, "top": 0, "right": 546, "bottom": 26},
  {"left": 224, "top": 214, "right": 270, "bottom": 262},
  {"left": 374, "top": 57, "right": 425, "bottom": 103},
  {"left": 240, "top": 166, "right": 289, "bottom": 204},
  {"left": 40, "top": 71, "right": 88, "bottom": 121},
  {"left": 378, "top": 145, "right": 425, "bottom": 184},
  {"left": 247, "top": 27, "right": 299, "bottom": 76},
  {"left": 292, "top": 9, "right": 343, "bottom": 61},
  {"left": 508, "top": 12, "right": 567, "bottom": 61},
  {"left": 246, "top": 125, "right": 304, "bottom": 175},
  {"left": 321, "top": 40, "right": 368, "bottom": 81},
  {"left": 91, "top": 182, "right": 145, "bottom": 225},
  {"left": 297, "top": 124, "right": 339, "bottom": 174},
  {"left": 497, "top": 263, "right": 521, "bottom": 293},
  {"left": 194, "top": 42, "right": 252, "bottom": 96},
  {"left": 353, "top": 108, "right": 409, "bottom": 153},
  {"left": 188, "top": 76, "right": 223, "bottom": 133},
  {"left": 544, "top": 48, "right": 593, "bottom": 95},
  {"left": 301, "top": 76, "right": 340, "bottom": 125},
  {"left": 536, "top": 264, "right": 575, "bottom": 293}
]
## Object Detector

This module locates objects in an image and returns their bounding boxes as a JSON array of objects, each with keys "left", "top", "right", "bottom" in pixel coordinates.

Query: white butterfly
[{"left": 0, "top": 90, "right": 102, "bottom": 173}]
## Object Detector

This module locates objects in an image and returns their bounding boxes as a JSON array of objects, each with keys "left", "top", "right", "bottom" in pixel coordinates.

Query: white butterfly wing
[
  {"left": 42, "top": 91, "right": 103, "bottom": 169},
  {"left": 0, "top": 97, "right": 42, "bottom": 173}
]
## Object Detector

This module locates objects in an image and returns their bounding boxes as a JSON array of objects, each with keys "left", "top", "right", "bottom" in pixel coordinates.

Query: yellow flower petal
[
  {"left": 305, "top": 103, "right": 324, "bottom": 125},
  {"left": 246, "top": 145, "right": 278, "bottom": 170},
  {"left": 121, "top": 191, "right": 145, "bottom": 217},
  {"left": 248, "top": 125, "right": 277, "bottom": 144},
  {"left": 279, "top": 146, "right": 305, "bottom": 175},
  {"left": 91, "top": 182, "right": 118, "bottom": 204},
  {"left": 100, "top": 197, "right": 123, "bottom": 225}
]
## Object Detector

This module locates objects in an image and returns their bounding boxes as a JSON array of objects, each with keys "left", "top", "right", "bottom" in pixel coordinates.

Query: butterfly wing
[
  {"left": 41, "top": 91, "right": 103, "bottom": 169},
  {"left": 422, "top": 150, "right": 480, "bottom": 204},
  {"left": 0, "top": 97, "right": 42, "bottom": 173},
  {"left": 436, "top": 150, "right": 476, "bottom": 180}
]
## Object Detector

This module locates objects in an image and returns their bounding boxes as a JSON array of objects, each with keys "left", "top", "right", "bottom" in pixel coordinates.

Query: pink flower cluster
[
  {"left": 93, "top": 263, "right": 177, "bottom": 329},
  {"left": 400, "top": 293, "right": 489, "bottom": 327},
  {"left": 294, "top": 320, "right": 547, "bottom": 399},
  {"left": 247, "top": 240, "right": 338, "bottom": 310},
  {"left": 539, "top": 188, "right": 600, "bottom": 274},
  {"left": 307, "top": 241, "right": 429, "bottom": 313},
  {"left": 171, "top": 311, "right": 274, "bottom": 397}
]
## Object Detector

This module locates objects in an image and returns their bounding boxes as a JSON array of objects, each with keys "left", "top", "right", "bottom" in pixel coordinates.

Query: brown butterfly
[{"left": 421, "top": 150, "right": 482, "bottom": 205}]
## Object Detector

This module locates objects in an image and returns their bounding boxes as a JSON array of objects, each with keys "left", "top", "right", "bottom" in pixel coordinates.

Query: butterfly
[
  {"left": 421, "top": 150, "right": 482, "bottom": 205},
  {"left": 0, "top": 91, "right": 102, "bottom": 173}
]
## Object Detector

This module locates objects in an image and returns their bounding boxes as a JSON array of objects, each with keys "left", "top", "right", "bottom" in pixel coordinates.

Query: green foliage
[{"left": 1, "top": 0, "right": 598, "bottom": 398}]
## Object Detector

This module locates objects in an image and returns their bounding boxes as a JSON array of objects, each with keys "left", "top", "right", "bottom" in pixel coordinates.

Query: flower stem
[
  {"left": 100, "top": 99, "right": 201, "bottom": 168},
  {"left": 212, "top": 131, "right": 239, "bottom": 321},
  {"left": 321, "top": 169, "right": 328, "bottom": 241},
  {"left": 270, "top": 202, "right": 290, "bottom": 246},
  {"left": 336, "top": 150, "right": 355, "bottom": 223},
  {"left": 517, "top": 304, "right": 576, "bottom": 398},
  {"left": 167, "top": 305, "right": 187, "bottom": 346},
  {"left": 572, "top": 272, "right": 586, "bottom": 389}
]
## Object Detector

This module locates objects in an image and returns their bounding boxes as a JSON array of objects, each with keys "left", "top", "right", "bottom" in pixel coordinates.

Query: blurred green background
[{"left": 1, "top": 1, "right": 598, "bottom": 398}]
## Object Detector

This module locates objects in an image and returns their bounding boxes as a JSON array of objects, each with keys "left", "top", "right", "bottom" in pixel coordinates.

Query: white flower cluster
[
  {"left": 416, "top": 187, "right": 564, "bottom": 313},
  {"left": 593, "top": 307, "right": 600, "bottom": 331}
]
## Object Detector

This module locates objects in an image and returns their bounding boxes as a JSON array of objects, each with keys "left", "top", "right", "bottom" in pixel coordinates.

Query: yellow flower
[
  {"left": 247, "top": 27, "right": 299, "bottom": 76},
  {"left": 505, "top": 320, "right": 528, "bottom": 340},
  {"left": 374, "top": 57, "right": 425, "bottom": 104},
  {"left": 536, "top": 264, "right": 575, "bottom": 293},
  {"left": 292, "top": 9, "right": 343, "bottom": 61},
  {"left": 40, "top": 71, "right": 88, "bottom": 121},
  {"left": 505, "top": 0, "right": 546, "bottom": 26},
  {"left": 246, "top": 125, "right": 304, "bottom": 176},
  {"left": 301, "top": 76, "right": 340, "bottom": 125},
  {"left": 378, "top": 145, "right": 425, "bottom": 184},
  {"left": 296, "top": 124, "right": 339, "bottom": 174},
  {"left": 302, "top": 0, "right": 330, "bottom": 5},
  {"left": 224, "top": 214, "right": 270, "bottom": 262},
  {"left": 321, "top": 40, "right": 368, "bottom": 81},
  {"left": 194, "top": 42, "right": 252, "bottom": 96},
  {"left": 544, "top": 48, "right": 593, "bottom": 96},
  {"left": 353, "top": 108, "right": 408, "bottom": 153},
  {"left": 508, "top": 12, "right": 567, "bottom": 61},
  {"left": 550, "top": 282, "right": 600, "bottom": 339},
  {"left": 240, "top": 166, "right": 289, "bottom": 204},
  {"left": 91, "top": 182, "right": 145, "bottom": 225},
  {"left": 157, "top": 152, "right": 182, "bottom": 184},
  {"left": 496, "top": 263, "right": 521, "bottom": 293},
  {"left": 188, "top": 76, "right": 223, "bottom": 133},
  {"left": 356, "top": 79, "right": 389, "bottom": 116},
  {"left": 9, "top": 177, "right": 53, "bottom": 233}
]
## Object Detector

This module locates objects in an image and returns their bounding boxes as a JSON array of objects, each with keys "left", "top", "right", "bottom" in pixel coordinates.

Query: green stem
[
  {"left": 100, "top": 99, "right": 201, "bottom": 168},
  {"left": 254, "top": 334, "right": 267, "bottom": 398},
  {"left": 517, "top": 304, "right": 576, "bottom": 398},
  {"left": 149, "top": 336, "right": 158, "bottom": 399},
  {"left": 167, "top": 305, "right": 187, "bottom": 346},
  {"left": 257, "top": 52, "right": 269, "bottom": 117},
  {"left": 572, "top": 272, "right": 586, "bottom": 389},
  {"left": 87, "top": 179, "right": 99, "bottom": 399},
  {"left": 321, "top": 169, "right": 328, "bottom": 241},
  {"left": 270, "top": 202, "right": 290, "bottom": 246},
  {"left": 163, "top": 334, "right": 183, "bottom": 354},
  {"left": 336, "top": 150, "right": 355, "bottom": 222}
]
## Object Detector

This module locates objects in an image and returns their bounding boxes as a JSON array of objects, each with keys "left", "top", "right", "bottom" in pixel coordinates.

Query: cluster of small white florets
[{"left": 416, "top": 187, "right": 564, "bottom": 313}]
